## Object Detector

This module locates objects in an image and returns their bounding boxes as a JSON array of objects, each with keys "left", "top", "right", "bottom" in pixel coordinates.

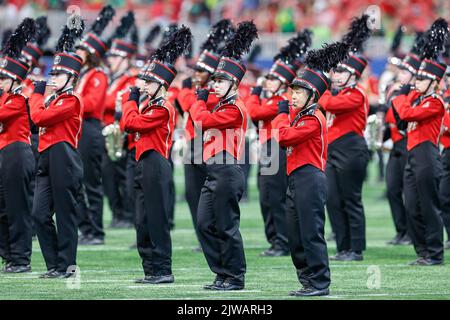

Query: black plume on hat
[
  {"left": 3, "top": 18, "right": 36, "bottom": 58},
  {"left": 151, "top": 25, "right": 192, "bottom": 65},
  {"left": 130, "top": 24, "right": 139, "bottom": 48},
  {"left": 274, "top": 29, "right": 312, "bottom": 64},
  {"left": 1, "top": 29, "right": 12, "bottom": 51},
  {"left": 56, "top": 15, "right": 85, "bottom": 53},
  {"left": 390, "top": 25, "right": 405, "bottom": 54},
  {"left": 342, "top": 14, "right": 372, "bottom": 53},
  {"left": 201, "top": 19, "right": 233, "bottom": 53},
  {"left": 145, "top": 24, "right": 161, "bottom": 45},
  {"left": 419, "top": 18, "right": 449, "bottom": 60},
  {"left": 90, "top": 4, "right": 115, "bottom": 36},
  {"left": 34, "top": 16, "right": 51, "bottom": 47},
  {"left": 221, "top": 20, "right": 258, "bottom": 61},
  {"left": 107, "top": 11, "right": 135, "bottom": 44},
  {"left": 305, "top": 41, "right": 350, "bottom": 72},
  {"left": 159, "top": 23, "right": 178, "bottom": 47}
]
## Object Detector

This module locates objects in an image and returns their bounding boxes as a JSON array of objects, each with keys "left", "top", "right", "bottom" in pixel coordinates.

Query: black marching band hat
[
  {"left": 108, "top": 11, "right": 137, "bottom": 58},
  {"left": 195, "top": 19, "right": 234, "bottom": 74},
  {"left": 0, "top": 18, "right": 36, "bottom": 82},
  {"left": 50, "top": 14, "right": 85, "bottom": 77},
  {"left": 415, "top": 18, "right": 449, "bottom": 82},
  {"left": 140, "top": 26, "right": 192, "bottom": 89},
  {"left": 78, "top": 5, "right": 115, "bottom": 58},
  {"left": 268, "top": 29, "right": 312, "bottom": 84},
  {"left": 21, "top": 16, "right": 51, "bottom": 66},
  {"left": 211, "top": 21, "right": 259, "bottom": 84},
  {"left": 291, "top": 41, "right": 350, "bottom": 99},
  {"left": 335, "top": 14, "right": 373, "bottom": 77}
]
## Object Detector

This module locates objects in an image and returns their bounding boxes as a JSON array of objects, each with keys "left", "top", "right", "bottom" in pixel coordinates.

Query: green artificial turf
[{"left": 1, "top": 163, "right": 450, "bottom": 300}]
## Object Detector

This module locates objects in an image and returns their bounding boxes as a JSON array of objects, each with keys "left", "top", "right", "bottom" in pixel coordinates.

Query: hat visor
[
  {"left": 211, "top": 72, "right": 233, "bottom": 82},
  {"left": 0, "top": 70, "right": 13, "bottom": 80},
  {"left": 415, "top": 73, "right": 431, "bottom": 81}
]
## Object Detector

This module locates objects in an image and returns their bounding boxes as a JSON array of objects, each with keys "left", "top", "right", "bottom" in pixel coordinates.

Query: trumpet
[{"left": 103, "top": 92, "right": 126, "bottom": 161}]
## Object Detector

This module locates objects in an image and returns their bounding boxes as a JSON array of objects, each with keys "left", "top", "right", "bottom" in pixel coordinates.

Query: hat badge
[
  {"left": 0, "top": 59, "right": 7, "bottom": 68},
  {"left": 218, "top": 61, "right": 226, "bottom": 70},
  {"left": 149, "top": 62, "right": 156, "bottom": 71},
  {"left": 54, "top": 55, "right": 61, "bottom": 65}
]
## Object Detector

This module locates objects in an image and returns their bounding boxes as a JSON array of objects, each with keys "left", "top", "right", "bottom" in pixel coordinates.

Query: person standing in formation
[
  {"left": 187, "top": 21, "right": 258, "bottom": 291},
  {"left": 320, "top": 15, "right": 372, "bottom": 261},
  {"left": 177, "top": 19, "right": 230, "bottom": 251},
  {"left": 30, "top": 15, "right": 85, "bottom": 278},
  {"left": 247, "top": 29, "right": 312, "bottom": 257},
  {"left": 393, "top": 18, "right": 448, "bottom": 266},
  {"left": 76, "top": 5, "right": 114, "bottom": 246},
  {"left": 0, "top": 18, "right": 36, "bottom": 273},
  {"left": 440, "top": 67, "right": 450, "bottom": 249},
  {"left": 122, "top": 26, "right": 192, "bottom": 284}
]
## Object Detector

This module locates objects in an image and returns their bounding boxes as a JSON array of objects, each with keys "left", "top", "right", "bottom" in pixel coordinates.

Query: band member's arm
[
  {"left": 394, "top": 93, "right": 443, "bottom": 121},
  {"left": 0, "top": 95, "right": 26, "bottom": 122},
  {"left": 319, "top": 89, "right": 364, "bottom": 113},
  {"left": 122, "top": 100, "right": 168, "bottom": 133},
  {"left": 272, "top": 113, "right": 321, "bottom": 146},
  {"left": 190, "top": 99, "right": 242, "bottom": 130},
  {"left": 80, "top": 72, "right": 108, "bottom": 115},
  {"left": 29, "top": 93, "right": 79, "bottom": 127},
  {"left": 246, "top": 94, "right": 279, "bottom": 121}
]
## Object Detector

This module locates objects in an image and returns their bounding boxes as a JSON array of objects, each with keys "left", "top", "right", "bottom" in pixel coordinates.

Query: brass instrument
[
  {"left": 365, "top": 112, "right": 384, "bottom": 151},
  {"left": 102, "top": 91, "right": 126, "bottom": 161}
]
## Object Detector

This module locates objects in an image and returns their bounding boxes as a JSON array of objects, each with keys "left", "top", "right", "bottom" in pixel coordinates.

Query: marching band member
[
  {"left": 0, "top": 19, "right": 36, "bottom": 273},
  {"left": 247, "top": 29, "right": 312, "bottom": 257},
  {"left": 122, "top": 26, "right": 192, "bottom": 284},
  {"left": 30, "top": 15, "right": 85, "bottom": 278},
  {"left": 187, "top": 21, "right": 258, "bottom": 291},
  {"left": 272, "top": 41, "right": 349, "bottom": 297},
  {"left": 102, "top": 12, "right": 136, "bottom": 229},
  {"left": 319, "top": 15, "right": 372, "bottom": 261},
  {"left": 177, "top": 19, "right": 230, "bottom": 250},
  {"left": 440, "top": 68, "right": 450, "bottom": 248},
  {"left": 393, "top": 19, "right": 448, "bottom": 266},
  {"left": 75, "top": 5, "right": 115, "bottom": 245}
]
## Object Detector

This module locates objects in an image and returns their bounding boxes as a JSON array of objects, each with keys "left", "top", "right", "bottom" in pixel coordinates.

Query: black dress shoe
[
  {"left": 261, "top": 248, "right": 290, "bottom": 257},
  {"left": 1, "top": 261, "right": 12, "bottom": 272},
  {"left": 212, "top": 281, "right": 245, "bottom": 291},
  {"left": 399, "top": 234, "right": 412, "bottom": 245},
  {"left": 344, "top": 251, "right": 363, "bottom": 261},
  {"left": 135, "top": 274, "right": 174, "bottom": 284},
  {"left": 408, "top": 257, "right": 443, "bottom": 266},
  {"left": 79, "top": 236, "right": 104, "bottom": 246},
  {"left": 329, "top": 251, "right": 349, "bottom": 261},
  {"left": 387, "top": 233, "right": 403, "bottom": 245},
  {"left": 289, "top": 287, "right": 329, "bottom": 297},
  {"left": 259, "top": 245, "right": 275, "bottom": 256},
  {"left": 204, "top": 276, "right": 225, "bottom": 290},
  {"left": 39, "top": 269, "right": 64, "bottom": 279},
  {"left": 3, "top": 264, "right": 31, "bottom": 273}
]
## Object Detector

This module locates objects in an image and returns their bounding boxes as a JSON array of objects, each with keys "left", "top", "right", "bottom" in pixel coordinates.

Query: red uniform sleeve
[
  {"left": 122, "top": 100, "right": 168, "bottom": 133},
  {"left": 190, "top": 100, "right": 242, "bottom": 130},
  {"left": 29, "top": 93, "right": 79, "bottom": 127},
  {"left": 80, "top": 72, "right": 108, "bottom": 115},
  {"left": 443, "top": 111, "right": 450, "bottom": 131},
  {"left": 394, "top": 92, "right": 443, "bottom": 121},
  {"left": 0, "top": 95, "right": 26, "bottom": 122},
  {"left": 319, "top": 89, "right": 364, "bottom": 114},
  {"left": 177, "top": 88, "right": 197, "bottom": 112},
  {"left": 246, "top": 95, "right": 279, "bottom": 121},
  {"left": 272, "top": 113, "right": 321, "bottom": 147}
]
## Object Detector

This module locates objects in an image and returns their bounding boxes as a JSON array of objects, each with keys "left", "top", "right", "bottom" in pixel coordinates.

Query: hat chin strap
[
  {"left": 301, "top": 89, "right": 314, "bottom": 110},
  {"left": 220, "top": 81, "right": 235, "bottom": 100},
  {"left": 57, "top": 74, "right": 73, "bottom": 94},
  {"left": 150, "top": 83, "right": 163, "bottom": 101}
]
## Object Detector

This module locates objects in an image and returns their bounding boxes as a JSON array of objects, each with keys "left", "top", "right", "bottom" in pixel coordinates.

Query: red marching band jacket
[
  {"left": 189, "top": 96, "right": 248, "bottom": 162},
  {"left": 121, "top": 97, "right": 176, "bottom": 161},
  {"left": 384, "top": 85, "right": 405, "bottom": 144},
  {"left": 76, "top": 67, "right": 108, "bottom": 121},
  {"left": 103, "top": 73, "right": 136, "bottom": 126},
  {"left": 29, "top": 91, "right": 84, "bottom": 152},
  {"left": 392, "top": 90, "right": 445, "bottom": 151},
  {"left": 0, "top": 92, "right": 31, "bottom": 150},
  {"left": 272, "top": 106, "right": 328, "bottom": 175},
  {"left": 319, "top": 85, "right": 369, "bottom": 144},
  {"left": 246, "top": 92, "right": 290, "bottom": 144},
  {"left": 440, "top": 89, "right": 450, "bottom": 149},
  {"left": 177, "top": 87, "right": 219, "bottom": 141}
]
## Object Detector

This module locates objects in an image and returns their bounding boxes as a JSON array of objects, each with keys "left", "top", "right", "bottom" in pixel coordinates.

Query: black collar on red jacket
[
  {"left": 291, "top": 103, "right": 318, "bottom": 126},
  {"left": 214, "top": 93, "right": 237, "bottom": 111}
]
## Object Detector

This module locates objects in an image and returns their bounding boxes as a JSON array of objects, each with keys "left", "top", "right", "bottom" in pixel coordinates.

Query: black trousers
[
  {"left": 125, "top": 148, "right": 137, "bottom": 225},
  {"left": 78, "top": 119, "right": 105, "bottom": 239},
  {"left": 184, "top": 137, "right": 207, "bottom": 242},
  {"left": 257, "top": 138, "right": 288, "bottom": 250},
  {"left": 33, "top": 142, "right": 84, "bottom": 272},
  {"left": 286, "top": 165, "right": 330, "bottom": 290},
  {"left": 404, "top": 142, "right": 443, "bottom": 261},
  {"left": 239, "top": 139, "right": 251, "bottom": 200},
  {"left": 326, "top": 133, "right": 369, "bottom": 252},
  {"left": 197, "top": 153, "right": 246, "bottom": 284},
  {"left": 168, "top": 150, "right": 176, "bottom": 229},
  {"left": 440, "top": 148, "right": 450, "bottom": 238},
  {"left": 386, "top": 138, "right": 409, "bottom": 236},
  {"left": 102, "top": 153, "right": 131, "bottom": 222},
  {"left": 135, "top": 150, "right": 172, "bottom": 276},
  {"left": 0, "top": 142, "right": 34, "bottom": 265}
]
